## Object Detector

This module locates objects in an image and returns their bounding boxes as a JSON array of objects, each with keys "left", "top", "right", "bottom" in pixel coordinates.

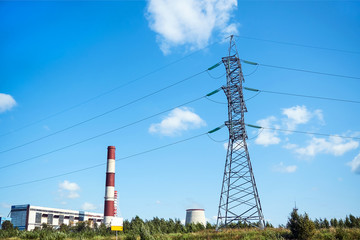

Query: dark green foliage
[
  {"left": 338, "top": 219, "right": 345, "bottom": 228},
  {"left": 0, "top": 220, "right": 13, "bottom": 231},
  {"left": 96, "top": 223, "right": 111, "bottom": 236},
  {"left": 330, "top": 218, "right": 338, "bottom": 228},
  {"left": 206, "top": 222, "right": 215, "bottom": 229},
  {"left": 324, "top": 218, "right": 330, "bottom": 229},
  {"left": 349, "top": 214, "right": 360, "bottom": 228},
  {"left": 139, "top": 224, "right": 154, "bottom": 240},
  {"left": 314, "top": 215, "right": 360, "bottom": 230},
  {"left": 345, "top": 216, "right": 351, "bottom": 228},
  {"left": 1, "top": 213, "right": 359, "bottom": 239},
  {"left": 287, "top": 209, "right": 315, "bottom": 240},
  {"left": 265, "top": 221, "right": 274, "bottom": 228}
]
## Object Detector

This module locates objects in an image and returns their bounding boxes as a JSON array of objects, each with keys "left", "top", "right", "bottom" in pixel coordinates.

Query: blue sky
[{"left": 0, "top": 0, "right": 359, "bottom": 227}]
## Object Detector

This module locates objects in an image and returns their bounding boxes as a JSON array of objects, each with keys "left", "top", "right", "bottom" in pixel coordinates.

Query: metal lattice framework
[{"left": 216, "top": 36, "right": 265, "bottom": 229}]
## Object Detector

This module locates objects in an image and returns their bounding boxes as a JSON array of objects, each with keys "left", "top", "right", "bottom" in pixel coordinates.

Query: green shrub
[{"left": 20, "top": 230, "right": 39, "bottom": 239}]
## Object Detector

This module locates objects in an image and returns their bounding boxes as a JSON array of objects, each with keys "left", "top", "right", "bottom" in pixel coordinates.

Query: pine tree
[{"left": 287, "top": 209, "right": 315, "bottom": 240}]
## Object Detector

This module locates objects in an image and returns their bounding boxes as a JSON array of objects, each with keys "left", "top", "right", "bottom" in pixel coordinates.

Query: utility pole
[{"left": 216, "top": 35, "right": 265, "bottom": 230}]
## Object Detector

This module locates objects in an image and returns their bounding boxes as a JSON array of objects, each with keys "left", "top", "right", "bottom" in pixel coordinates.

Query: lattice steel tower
[{"left": 216, "top": 36, "right": 265, "bottom": 229}]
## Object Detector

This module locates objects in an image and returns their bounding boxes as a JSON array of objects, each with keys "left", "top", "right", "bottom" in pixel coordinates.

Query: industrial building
[
  {"left": 10, "top": 204, "right": 103, "bottom": 231},
  {"left": 8, "top": 146, "right": 118, "bottom": 231}
]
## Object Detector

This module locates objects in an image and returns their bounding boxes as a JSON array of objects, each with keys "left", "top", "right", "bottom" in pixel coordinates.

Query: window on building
[
  {"left": 35, "top": 213, "right": 41, "bottom": 224},
  {"left": 47, "top": 214, "right": 53, "bottom": 225},
  {"left": 69, "top": 216, "right": 74, "bottom": 225},
  {"left": 59, "top": 215, "right": 64, "bottom": 225}
]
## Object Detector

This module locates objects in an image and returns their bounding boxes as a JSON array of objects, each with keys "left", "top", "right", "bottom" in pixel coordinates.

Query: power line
[
  {"left": 241, "top": 59, "right": 360, "bottom": 80},
  {"left": 0, "top": 40, "right": 223, "bottom": 138},
  {"left": 246, "top": 124, "right": 360, "bottom": 141},
  {"left": 236, "top": 35, "right": 360, "bottom": 55},
  {"left": 0, "top": 89, "right": 222, "bottom": 170},
  {"left": 0, "top": 125, "right": 225, "bottom": 189},
  {"left": 0, "top": 64, "right": 221, "bottom": 155},
  {"left": 244, "top": 87, "right": 360, "bottom": 104}
]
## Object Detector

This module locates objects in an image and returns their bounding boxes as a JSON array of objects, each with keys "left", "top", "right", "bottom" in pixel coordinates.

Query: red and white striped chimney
[{"left": 104, "top": 146, "right": 115, "bottom": 226}]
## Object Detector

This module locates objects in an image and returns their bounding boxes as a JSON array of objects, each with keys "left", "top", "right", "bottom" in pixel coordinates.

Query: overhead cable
[
  {"left": 0, "top": 88, "right": 222, "bottom": 170},
  {"left": 241, "top": 59, "right": 360, "bottom": 80},
  {"left": 0, "top": 125, "right": 225, "bottom": 189},
  {"left": 246, "top": 124, "right": 360, "bottom": 141},
  {"left": 0, "top": 40, "right": 224, "bottom": 138},
  {"left": 236, "top": 35, "right": 360, "bottom": 55},
  {"left": 244, "top": 87, "right": 360, "bottom": 104},
  {"left": 0, "top": 63, "right": 222, "bottom": 155}
]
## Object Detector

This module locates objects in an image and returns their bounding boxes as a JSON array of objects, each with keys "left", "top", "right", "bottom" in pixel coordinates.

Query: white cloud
[
  {"left": 347, "top": 153, "right": 360, "bottom": 174},
  {"left": 81, "top": 202, "right": 97, "bottom": 211},
  {"left": 282, "top": 105, "right": 322, "bottom": 131},
  {"left": 58, "top": 180, "right": 80, "bottom": 199},
  {"left": 255, "top": 116, "right": 281, "bottom": 146},
  {"left": 0, "top": 93, "right": 16, "bottom": 113},
  {"left": 295, "top": 136, "right": 359, "bottom": 157},
  {"left": 273, "top": 162, "right": 297, "bottom": 173},
  {"left": 149, "top": 107, "right": 206, "bottom": 136},
  {"left": 59, "top": 180, "right": 80, "bottom": 191},
  {"left": 146, "top": 0, "right": 238, "bottom": 54}
]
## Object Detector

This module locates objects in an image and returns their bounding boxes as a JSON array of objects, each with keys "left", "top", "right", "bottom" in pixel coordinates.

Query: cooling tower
[{"left": 185, "top": 209, "right": 206, "bottom": 226}]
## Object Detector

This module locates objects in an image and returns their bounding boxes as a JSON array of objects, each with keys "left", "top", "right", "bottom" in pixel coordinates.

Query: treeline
[
  {"left": 0, "top": 216, "right": 210, "bottom": 240},
  {"left": 286, "top": 209, "right": 360, "bottom": 240},
  {"left": 0, "top": 220, "right": 112, "bottom": 239},
  {"left": 313, "top": 214, "right": 360, "bottom": 229},
  {"left": 1, "top": 212, "right": 360, "bottom": 239}
]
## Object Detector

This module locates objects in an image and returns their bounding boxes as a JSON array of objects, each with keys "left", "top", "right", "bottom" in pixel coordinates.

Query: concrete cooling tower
[{"left": 185, "top": 209, "right": 206, "bottom": 226}]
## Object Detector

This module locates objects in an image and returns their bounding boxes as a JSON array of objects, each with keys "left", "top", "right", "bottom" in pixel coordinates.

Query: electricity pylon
[{"left": 216, "top": 35, "right": 265, "bottom": 230}]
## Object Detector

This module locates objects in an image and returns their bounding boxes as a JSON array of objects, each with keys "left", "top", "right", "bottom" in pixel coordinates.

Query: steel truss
[{"left": 216, "top": 36, "right": 265, "bottom": 230}]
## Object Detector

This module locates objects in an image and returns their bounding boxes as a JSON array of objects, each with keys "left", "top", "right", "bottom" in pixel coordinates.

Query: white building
[{"left": 10, "top": 204, "right": 103, "bottom": 231}]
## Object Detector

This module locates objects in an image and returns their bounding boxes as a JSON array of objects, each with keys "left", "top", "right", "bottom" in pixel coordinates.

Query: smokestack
[{"left": 104, "top": 146, "right": 115, "bottom": 226}]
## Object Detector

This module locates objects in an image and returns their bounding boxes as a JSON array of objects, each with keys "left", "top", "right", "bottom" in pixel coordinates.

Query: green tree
[
  {"left": 130, "top": 216, "right": 145, "bottom": 235},
  {"left": 330, "top": 218, "right": 338, "bottom": 228},
  {"left": 74, "top": 221, "right": 87, "bottom": 232},
  {"left": 58, "top": 223, "right": 69, "bottom": 233},
  {"left": 287, "top": 209, "right": 315, "bottom": 240},
  {"left": 345, "top": 216, "right": 351, "bottom": 228},
  {"left": 1, "top": 220, "right": 13, "bottom": 231},
  {"left": 349, "top": 214, "right": 359, "bottom": 228},
  {"left": 314, "top": 218, "right": 320, "bottom": 229},
  {"left": 206, "top": 222, "right": 215, "bottom": 229},
  {"left": 323, "top": 218, "right": 330, "bottom": 229},
  {"left": 265, "top": 221, "right": 274, "bottom": 228},
  {"left": 96, "top": 223, "right": 110, "bottom": 236},
  {"left": 174, "top": 219, "right": 184, "bottom": 233}
]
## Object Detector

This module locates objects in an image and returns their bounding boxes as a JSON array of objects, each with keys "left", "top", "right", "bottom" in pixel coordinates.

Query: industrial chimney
[{"left": 104, "top": 146, "right": 115, "bottom": 226}]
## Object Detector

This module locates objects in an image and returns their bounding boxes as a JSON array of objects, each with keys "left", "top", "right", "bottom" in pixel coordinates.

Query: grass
[{"left": 2, "top": 228, "right": 360, "bottom": 239}]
